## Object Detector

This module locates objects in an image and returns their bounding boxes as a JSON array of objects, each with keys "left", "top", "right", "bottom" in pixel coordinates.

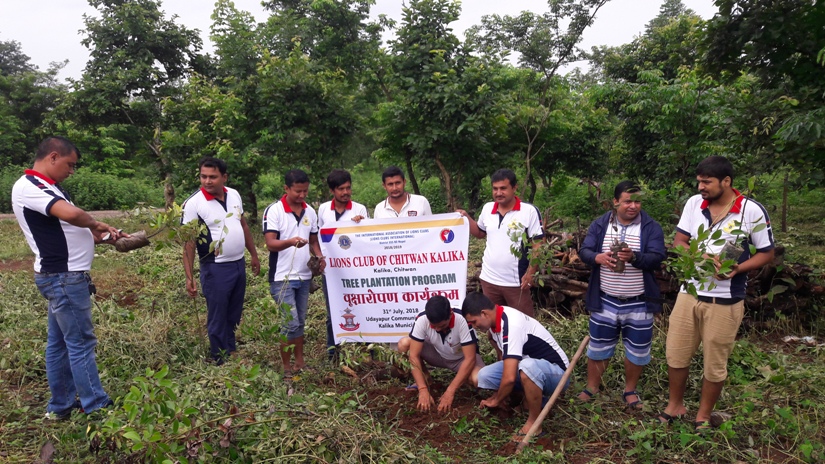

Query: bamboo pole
[{"left": 516, "top": 334, "right": 590, "bottom": 454}]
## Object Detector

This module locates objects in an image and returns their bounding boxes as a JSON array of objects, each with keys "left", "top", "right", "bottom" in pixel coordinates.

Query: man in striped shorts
[{"left": 577, "top": 181, "right": 666, "bottom": 409}]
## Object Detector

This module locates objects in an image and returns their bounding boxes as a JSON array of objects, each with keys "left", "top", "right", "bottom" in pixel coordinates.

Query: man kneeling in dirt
[
  {"left": 462, "top": 292, "right": 569, "bottom": 440},
  {"left": 397, "top": 295, "right": 485, "bottom": 412}
]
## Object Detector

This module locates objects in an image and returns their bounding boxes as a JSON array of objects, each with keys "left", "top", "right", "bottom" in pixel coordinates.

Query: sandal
[
  {"left": 622, "top": 390, "right": 643, "bottom": 410},
  {"left": 577, "top": 388, "right": 596, "bottom": 402},
  {"left": 694, "top": 420, "right": 712, "bottom": 434},
  {"left": 655, "top": 412, "right": 680, "bottom": 424},
  {"left": 405, "top": 383, "right": 418, "bottom": 391}
]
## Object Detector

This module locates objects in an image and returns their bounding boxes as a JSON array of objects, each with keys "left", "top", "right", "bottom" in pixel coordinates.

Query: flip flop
[
  {"left": 623, "top": 390, "right": 643, "bottom": 410},
  {"left": 405, "top": 383, "right": 418, "bottom": 391},
  {"left": 655, "top": 412, "right": 680, "bottom": 424},
  {"left": 694, "top": 420, "right": 712, "bottom": 434},
  {"left": 577, "top": 388, "right": 596, "bottom": 402}
]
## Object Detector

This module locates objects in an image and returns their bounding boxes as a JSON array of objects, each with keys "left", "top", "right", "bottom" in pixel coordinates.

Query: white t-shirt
[
  {"left": 409, "top": 309, "right": 478, "bottom": 363},
  {"left": 488, "top": 305, "right": 569, "bottom": 370},
  {"left": 12, "top": 170, "right": 94, "bottom": 273},
  {"left": 373, "top": 193, "right": 432, "bottom": 218},
  {"left": 676, "top": 192, "right": 774, "bottom": 299},
  {"left": 262, "top": 196, "right": 319, "bottom": 282},
  {"left": 180, "top": 187, "right": 247, "bottom": 263},
  {"left": 318, "top": 200, "right": 369, "bottom": 228},
  {"left": 476, "top": 197, "right": 544, "bottom": 286}
]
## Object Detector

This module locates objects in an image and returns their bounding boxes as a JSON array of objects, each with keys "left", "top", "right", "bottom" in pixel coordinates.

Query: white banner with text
[{"left": 320, "top": 213, "right": 469, "bottom": 343}]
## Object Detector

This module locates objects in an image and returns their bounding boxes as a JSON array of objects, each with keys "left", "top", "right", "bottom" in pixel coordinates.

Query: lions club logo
[
  {"left": 338, "top": 235, "right": 352, "bottom": 250},
  {"left": 440, "top": 228, "right": 455, "bottom": 243}
]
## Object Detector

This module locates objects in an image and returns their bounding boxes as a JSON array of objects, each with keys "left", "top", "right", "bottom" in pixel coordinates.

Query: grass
[{"left": 0, "top": 204, "right": 824, "bottom": 462}]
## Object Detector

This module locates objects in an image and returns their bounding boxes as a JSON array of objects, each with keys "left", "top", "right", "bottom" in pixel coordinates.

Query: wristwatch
[{"left": 629, "top": 252, "right": 637, "bottom": 263}]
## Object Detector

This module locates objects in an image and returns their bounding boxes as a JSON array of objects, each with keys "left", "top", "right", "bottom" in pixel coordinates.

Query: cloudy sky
[{"left": 1, "top": 0, "right": 717, "bottom": 81}]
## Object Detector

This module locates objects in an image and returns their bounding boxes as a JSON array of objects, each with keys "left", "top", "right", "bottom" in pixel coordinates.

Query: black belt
[
  {"left": 601, "top": 292, "right": 643, "bottom": 303},
  {"left": 696, "top": 295, "right": 742, "bottom": 305}
]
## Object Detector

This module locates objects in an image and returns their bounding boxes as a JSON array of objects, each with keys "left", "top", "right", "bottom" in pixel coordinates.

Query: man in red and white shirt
[
  {"left": 318, "top": 169, "right": 368, "bottom": 360},
  {"left": 397, "top": 295, "right": 484, "bottom": 412},
  {"left": 457, "top": 169, "right": 543, "bottom": 316},
  {"left": 263, "top": 169, "right": 324, "bottom": 376},
  {"left": 462, "top": 292, "right": 569, "bottom": 440},
  {"left": 12, "top": 136, "right": 122, "bottom": 419},
  {"left": 181, "top": 157, "right": 259, "bottom": 365},
  {"left": 660, "top": 156, "right": 775, "bottom": 430}
]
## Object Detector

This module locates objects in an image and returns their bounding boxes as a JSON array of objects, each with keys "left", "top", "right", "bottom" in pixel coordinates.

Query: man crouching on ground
[
  {"left": 397, "top": 295, "right": 485, "bottom": 412},
  {"left": 461, "top": 292, "right": 569, "bottom": 440}
]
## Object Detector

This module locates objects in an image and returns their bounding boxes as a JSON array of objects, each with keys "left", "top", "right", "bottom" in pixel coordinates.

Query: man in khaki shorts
[
  {"left": 658, "top": 156, "right": 775, "bottom": 431},
  {"left": 397, "top": 295, "right": 484, "bottom": 413}
]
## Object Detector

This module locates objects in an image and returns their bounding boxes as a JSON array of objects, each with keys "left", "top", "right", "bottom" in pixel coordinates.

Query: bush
[
  {"left": 0, "top": 165, "right": 25, "bottom": 214},
  {"left": 63, "top": 169, "right": 164, "bottom": 210}
]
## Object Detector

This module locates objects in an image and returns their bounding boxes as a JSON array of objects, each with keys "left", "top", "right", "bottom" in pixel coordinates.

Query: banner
[{"left": 320, "top": 213, "right": 469, "bottom": 343}]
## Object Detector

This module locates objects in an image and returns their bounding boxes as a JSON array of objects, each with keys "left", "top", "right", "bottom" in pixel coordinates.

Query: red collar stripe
[
  {"left": 200, "top": 186, "right": 228, "bottom": 201},
  {"left": 492, "top": 305, "right": 504, "bottom": 333},
  {"left": 331, "top": 200, "right": 353, "bottom": 211},
  {"left": 25, "top": 169, "right": 56, "bottom": 185},
  {"left": 281, "top": 195, "right": 307, "bottom": 213},
  {"left": 491, "top": 196, "right": 522, "bottom": 214},
  {"left": 699, "top": 189, "right": 743, "bottom": 212}
]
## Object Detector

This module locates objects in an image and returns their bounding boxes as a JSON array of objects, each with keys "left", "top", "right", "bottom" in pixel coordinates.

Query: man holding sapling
[
  {"left": 456, "top": 169, "right": 543, "bottom": 317},
  {"left": 659, "top": 156, "right": 774, "bottom": 431},
  {"left": 182, "top": 157, "right": 260, "bottom": 365},
  {"left": 318, "top": 169, "right": 369, "bottom": 361},
  {"left": 12, "top": 136, "right": 122, "bottom": 419},
  {"left": 396, "top": 295, "right": 485, "bottom": 412},
  {"left": 577, "top": 181, "right": 666, "bottom": 409},
  {"left": 263, "top": 169, "right": 324, "bottom": 378}
]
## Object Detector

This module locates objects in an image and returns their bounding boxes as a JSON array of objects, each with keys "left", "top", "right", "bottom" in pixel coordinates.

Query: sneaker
[
  {"left": 44, "top": 400, "right": 81, "bottom": 421},
  {"left": 44, "top": 410, "right": 72, "bottom": 421}
]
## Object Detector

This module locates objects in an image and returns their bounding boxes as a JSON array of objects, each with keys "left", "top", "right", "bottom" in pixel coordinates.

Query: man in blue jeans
[
  {"left": 11, "top": 136, "right": 123, "bottom": 419},
  {"left": 263, "top": 169, "right": 324, "bottom": 377},
  {"left": 462, "top": 292, "right": 569, "bottom": 440}
]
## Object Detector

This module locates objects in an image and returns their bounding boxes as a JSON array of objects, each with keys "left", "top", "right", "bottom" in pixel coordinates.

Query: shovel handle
[{"left": 516, "top": 334, "right": 591, "bottom": 453}]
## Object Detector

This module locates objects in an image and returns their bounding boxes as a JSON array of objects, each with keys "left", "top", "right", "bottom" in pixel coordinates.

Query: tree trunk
[
  {"left": 164, "top": 172, "right": 175, "bottom": 211},
  {"left": 434, "top": 152, "right": 455, "bottom": 211},
  {"left": 782, "top": 171, "right": 788, "bottom": 233},
  {"left": 404, "top": 148, "right": 420, "bottom": 195},
  {"left": 527, "top": 169, "right": 538, "bottom": 204},
  {"left": 246, "top": 190, "right": 258, "bottom": 225}
]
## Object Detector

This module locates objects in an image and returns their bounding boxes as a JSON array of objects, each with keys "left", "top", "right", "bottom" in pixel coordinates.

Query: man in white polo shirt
[
  {"left": 182, "top": 157, "right": 260, "bottom": 365},
  {"left": 396, "top": 295, "right": 485, "bottom": 412},
  {"left": 318, "top": 169, "right": 369, "bottom": 360},
  {"left": 12, "top": 136, "right": 122, "bottom": 419},
  {"left": 373, "top": 166, "right": 432, "bottom": 218},
  {"left": 263, "top": 169, "right": 324, "bottom": 377},
  {"left": 462, "top": 292, "right": 569, "bottom": 440},
  {"left": 659, "top": 156, "right": 775, "bottom": 431},
  {"left": 457, "top": 169, "right": 543, "bottom": 316}
]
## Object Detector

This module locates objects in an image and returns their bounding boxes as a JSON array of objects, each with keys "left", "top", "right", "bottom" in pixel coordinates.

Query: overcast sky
[{"left": 1, "top": 0, "right": 717, "bottom": 81}]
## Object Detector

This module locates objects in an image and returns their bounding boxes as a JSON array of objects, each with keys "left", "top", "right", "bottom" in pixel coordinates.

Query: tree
[
  {"left": 704, "top": 0, "right": 825, "bottom": 228},
  {"left": 374, "top": 0, "right": 509, "bottom": 210},
  {"left": 588, "top": 1, "right": 704, "bottom": 83},
  {"left": 63, "top": 0, "right": 205, "bottom": 207},
  {"left": 465, "top": 0, "right": 612, "bottom": 201},
  {"left": 0, "top": 39, "right": 67, "bottom": 165}
]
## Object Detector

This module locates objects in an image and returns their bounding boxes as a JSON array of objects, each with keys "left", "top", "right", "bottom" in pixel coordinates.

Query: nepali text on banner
[{"left": 320, "top": 213, "right": 469, "bottom": 343}]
